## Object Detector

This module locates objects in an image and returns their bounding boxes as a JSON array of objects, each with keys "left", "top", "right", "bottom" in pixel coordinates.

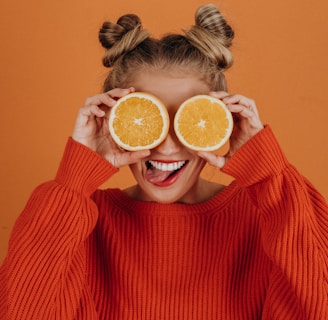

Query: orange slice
[
  {"left": 109, "top": 92, "right": 169, "bottom": 151},
  {"left": 174, "top": 95, "right": 233, "bottom": 151}
]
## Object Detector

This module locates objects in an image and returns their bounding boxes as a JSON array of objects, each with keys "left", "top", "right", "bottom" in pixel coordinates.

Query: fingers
[
  {"left": 211, "top": 91, "right": 258, "bottom": 115},
  {"left": 204, "top": 91, "right": 264, "bottom": 167},
  {"left": 75, "top": 104, "right": 105, "bottom": 127},
  {"left": 75, "top": 87, "right": 136, "bottom": 127},
  {"left": 84, "top": 87, "right": 135, "bottom": 109},
  {"left": 198, "top": 151, "right": 226, "bottom": 169},
  {"left": 112, "top": 149, "right": 151, "bottom": 168},
  {"left": 210, "top": 91, "right": 263, "bottom": 129},
  {"left": 224, "top": 95, "right": 261, "bottom": 119},
  {"left": 72, "top": 87, "right": 145, "bottom": 166}
]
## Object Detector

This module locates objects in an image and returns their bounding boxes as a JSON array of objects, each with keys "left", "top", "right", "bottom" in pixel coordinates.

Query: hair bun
[
  {"left": 195, "top": 4, "right": 234, "bottom": 47},
  {"left": 184, "top": 4, "right": 234, "bottom": 70},
  {"left": 99, "top": 14, "right": 149, "bottom": 67}
]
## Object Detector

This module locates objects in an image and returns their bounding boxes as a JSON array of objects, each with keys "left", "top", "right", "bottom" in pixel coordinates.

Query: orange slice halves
[
  {"left": 109, "top": 92, "right": 169, "bottom": 151},
  {"left": 174, "top": 95, "right": 233, "bottom": 151}
]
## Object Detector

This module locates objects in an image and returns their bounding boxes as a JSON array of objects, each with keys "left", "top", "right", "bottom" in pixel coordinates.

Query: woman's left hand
[{"left": 198, "top": 91, "right": 264, "bottom": 168}]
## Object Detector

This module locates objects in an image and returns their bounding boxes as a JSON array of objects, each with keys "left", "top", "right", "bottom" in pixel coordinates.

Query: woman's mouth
[{"left": 145, "top": 160, "right": 188, "bottom": 186}]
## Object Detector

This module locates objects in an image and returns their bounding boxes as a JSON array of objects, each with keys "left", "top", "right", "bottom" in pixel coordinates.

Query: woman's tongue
[
  {"left": 145, "top": 160, "right": 187, "bottom": 184},
  {"left": 145, "top": 166, "right": 174, "bottom": 184}
]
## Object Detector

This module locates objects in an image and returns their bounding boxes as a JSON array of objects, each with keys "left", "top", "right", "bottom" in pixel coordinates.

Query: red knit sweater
[{"left": 0, "top": 126, "right": 327, "bottom": 319}]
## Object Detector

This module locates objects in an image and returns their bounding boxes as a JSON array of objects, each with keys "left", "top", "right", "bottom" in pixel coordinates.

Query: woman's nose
[{"left": 154, "top": 129, "right": 182, "bottom": 155}]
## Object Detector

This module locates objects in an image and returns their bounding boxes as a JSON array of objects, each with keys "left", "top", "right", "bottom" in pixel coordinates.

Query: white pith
[{"left": 148, "top": 160, "right": 186, "bottom": 172}]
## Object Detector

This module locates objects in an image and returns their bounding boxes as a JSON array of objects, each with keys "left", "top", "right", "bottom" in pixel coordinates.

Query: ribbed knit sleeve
[
  {"left": 222, "top": 126, "right": 328, "bottom": 319},
  {"left": 0, "top": 138, "right": 118, "bottom": 320}
]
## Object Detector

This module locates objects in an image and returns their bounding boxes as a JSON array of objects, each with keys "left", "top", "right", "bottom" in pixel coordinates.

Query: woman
[{"left": 1, "top": 4, "right": 327, "bottom": 319}]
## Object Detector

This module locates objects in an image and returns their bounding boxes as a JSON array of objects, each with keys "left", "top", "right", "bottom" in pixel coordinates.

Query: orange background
[{"left": 1, "top": 0, "right": 327, "bottom": 263}]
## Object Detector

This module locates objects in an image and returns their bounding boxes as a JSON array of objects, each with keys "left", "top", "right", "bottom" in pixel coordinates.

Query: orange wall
[{"left": 1, "top": 0, "right": 327, "bottom": 263}]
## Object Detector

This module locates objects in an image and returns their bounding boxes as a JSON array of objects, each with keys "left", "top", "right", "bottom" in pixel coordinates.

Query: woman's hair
[{"left": 98, "top": 4, "right": 234, "bottom": 92}]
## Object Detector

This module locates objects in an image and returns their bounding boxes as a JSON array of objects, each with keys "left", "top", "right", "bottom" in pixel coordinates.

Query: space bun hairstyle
[
  {"left": 99, "top": 4, "right": 234, "bottom": 91},
  {"left": 99, "top": 14, "right": 150, "bottom": 67},
  {"left": 184, "top": 4, "right": 234, "bottom": 71}
]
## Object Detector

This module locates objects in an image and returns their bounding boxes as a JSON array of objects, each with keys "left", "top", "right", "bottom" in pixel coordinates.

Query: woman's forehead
[{"left": 131, "top": 69, "right": 210, "bottom": 108}]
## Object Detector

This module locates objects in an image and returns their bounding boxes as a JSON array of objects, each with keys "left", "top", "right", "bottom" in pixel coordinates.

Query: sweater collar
[{"left": 103, "top": 181, "right": 240, "bottom": 216}]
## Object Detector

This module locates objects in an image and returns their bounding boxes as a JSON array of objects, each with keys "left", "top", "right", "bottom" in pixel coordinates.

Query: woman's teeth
[{"left": 148, "top": 160, "right": 186, "bottom": 172}]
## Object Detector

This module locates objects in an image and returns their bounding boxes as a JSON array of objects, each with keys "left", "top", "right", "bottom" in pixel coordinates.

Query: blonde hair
[{"left": 98, "top": 4, "right": 234, "bottom": 91}]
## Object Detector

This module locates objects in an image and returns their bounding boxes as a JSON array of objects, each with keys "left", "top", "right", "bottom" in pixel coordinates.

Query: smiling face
[{"left": 124, "top": 68, "right": 220, "bottom": 204}]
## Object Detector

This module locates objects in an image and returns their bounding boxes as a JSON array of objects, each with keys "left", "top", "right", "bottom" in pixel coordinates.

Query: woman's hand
[
  {"left": 72, "top": 87, "right": 150, "bottom": 168},
  {"left": 198, "top": 91, "right": 264, "bottom": 168}
]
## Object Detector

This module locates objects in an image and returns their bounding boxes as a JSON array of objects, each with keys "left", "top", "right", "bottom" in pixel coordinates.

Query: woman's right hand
[{"left": 72, "top": 87, "right": 150, "bottom": 168}]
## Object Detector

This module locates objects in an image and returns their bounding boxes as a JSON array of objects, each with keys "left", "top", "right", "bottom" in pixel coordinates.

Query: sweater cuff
[
  {"left": 55, "top": 138, "right": 119, "bottom": 196},
  {"left": 221, "top": 126, "right": 289, "bottom": 187}
]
